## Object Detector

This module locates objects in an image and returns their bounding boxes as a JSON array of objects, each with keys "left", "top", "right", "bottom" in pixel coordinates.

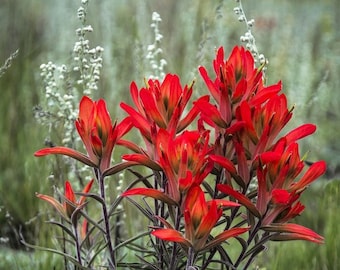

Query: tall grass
[{"left": 0, "top": 0, "right": 339, "bottom": 268}]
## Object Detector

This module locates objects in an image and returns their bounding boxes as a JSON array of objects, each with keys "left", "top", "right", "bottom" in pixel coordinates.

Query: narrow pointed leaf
[
  {"left": 36, "top": 193, "right": 67, "bottom": 219},
  {"left": 47, "top": 220, "right": 76, "bottom": 241},
  {"left": 122, "top": 153, "right": 162, "bottom": 171},
  {"left": 113, "top": 231, "right": 150, "bottom": 251},
  {"left": 21, "top": 240, "right": 91, "bottom": 269},
  {"left": 203, "top": 227, "right": 249, "bottom": 251},
  {"left": 262, "top": 223, "right": 324, "bottom": 244},
  {"left": 151, "top": 229, "right": 191, "bottom": 247},
  {"left": 270, "top": 232, "right": 324, "bottom": 244},
  {"left": 217, "top": 184, "right": 261, "bottom": 218},
  {"left": 35, "top": 147, "right": 97, "bottom": 168},
  {"left": 122, "top": 188, "right": 177, "bottom": 205},
  {"left": 103, "top": 161, "right": 140, "bottom": 177}
]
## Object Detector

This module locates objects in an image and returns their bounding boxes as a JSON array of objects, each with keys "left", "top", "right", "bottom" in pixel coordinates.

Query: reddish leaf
[
  {"left": 151, "top": 229, "right": 191, "bottom": 247},
  {"left": 34, "top": 147, "right": 97, "bottom": 168},
  {"left": 122, "top": 188, "right": 177, "bottom": 205},
  {"left": 262, "top": 223, "right": 324, "bottom": 244},
  {"left": 203, "top": 227, "right": 249, "bottom": 251},
  {"left": 217, "top": 184, "right": 260, "bottom": 218}
]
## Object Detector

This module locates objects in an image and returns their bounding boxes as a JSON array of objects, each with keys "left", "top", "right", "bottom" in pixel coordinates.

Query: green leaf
[{"left": 20, "top": 239, "right": 91, "bottom": 269}]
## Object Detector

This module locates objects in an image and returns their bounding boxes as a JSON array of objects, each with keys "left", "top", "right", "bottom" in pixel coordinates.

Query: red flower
[
  {"left": 151, "top": 185, "right": 247, "bottom": 252},
  {"left": 123, "top": 129, "right": 213, "bottom": 202},
  {"left": 120, "top": 74, "right": 199, "bottom": 142},
  {"left": 158, "top": 129, "right": 213, "bottom": 196},
  {"left": 195, "top": 45, "right": 285, "bottom": 188},
  {"left": 235, "top": 94, "right": 292, "bottom": 157},
  {"left": 36, "top": 179, "right": 94, "bottom": 220},
  {"left": 256, "top": 138, "right": 326, "bottom": 224},
  {"left": 35, "top": 96, "right": 132, "bottom": 173},
  {"left": 197, "top": 46, "right": 280, "bottom": 129}
]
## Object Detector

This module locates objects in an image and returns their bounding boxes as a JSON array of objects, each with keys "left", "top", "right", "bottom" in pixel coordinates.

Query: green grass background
[{"left": 0, "top": 0, "right": 339, "bottom": 269}]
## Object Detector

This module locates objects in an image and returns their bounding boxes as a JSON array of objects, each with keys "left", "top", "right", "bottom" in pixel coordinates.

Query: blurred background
[{"left": 0, "top": 0, "right": 339, "bottom": 269}]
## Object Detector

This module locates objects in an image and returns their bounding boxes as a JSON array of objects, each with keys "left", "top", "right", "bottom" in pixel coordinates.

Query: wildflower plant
[{"left": 30, "top": 1, "right": 326, "bottom": 269}]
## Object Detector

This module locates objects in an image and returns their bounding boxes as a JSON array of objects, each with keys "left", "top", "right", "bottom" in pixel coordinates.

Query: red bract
[
  {"left": 151, "top": 185, "right": 247, "bottom": 252},
  {"left": 256, "top": 138, "right": 326, "bottom": 225},
  {"left": 195, "top": 46, "right": 286, "bottom": 189},
  {"left": 123, "top": 129, "right": 213, "bottom": 202},
  {"left": 36, "top": 179, "right": 94, "bottom": 220},
  {"left": 262, "top": 223, "right": 324, "bottom": 244},
  {"left": 157, "top": 129, "right": 213, "bottom": 196},
  {"left": 197, "top": 46, "right": 281, "bottom": 129},
  {"left": 35, "top": 96, "right": 132, "bottom": 173},
  {"left": 236, "top": 94, "right": 293, "bottom": 157},
  {"left": 120, "top": 74, "right": 199, "bottom": 142}
]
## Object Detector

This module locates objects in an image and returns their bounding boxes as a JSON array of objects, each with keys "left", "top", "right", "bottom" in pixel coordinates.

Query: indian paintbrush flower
[
  {"left": 120, "top": 73, "right": 199, "bottom": 142},
  {"left": 122, "top": 129, "right": 213, "bottom": 203},
  {"left": 34, "top": 43, "right": 327, "bottom": 269},
  {"left": 151, "top": 184, "right": 248, "bottom": 252},
  {"left": 196, "top": 46, "right": 281, "bottom": 129},
  {"left": 34, "top": 96, "right": 132, "bottom": 173},
  {"left": 36, "top": 179, "right": 94, "bottom": 220},
  {"left": 256, "top": 137, "right": 326, "bottom": 225}
]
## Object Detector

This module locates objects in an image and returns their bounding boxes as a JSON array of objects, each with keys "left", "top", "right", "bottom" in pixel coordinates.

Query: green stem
[
  {"left": 185, "top": 247, "right": 196, "bottom": 270},
  {"left": 169, "top": 205, "right": 182, "bottom": 270},
  {"left": 72, "top": 220, "right": 83, "bottom": 268},
  {"left": 154, "top": 171, "right": 165, "bottom": 268},
  {"left": 97, "top": 169, "right": 116, "bottom": 269},
  {"left": 234, "top": 219, "right": 262, "bottom": 269}
]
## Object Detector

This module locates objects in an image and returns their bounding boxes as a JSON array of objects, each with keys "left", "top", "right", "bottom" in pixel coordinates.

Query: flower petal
[
  {"left": 290, "top": 160, "right": 326, "bottom": 192},
  {"left": 270, "top": 232, "right": 324, "bottom": 243},
  {"left": 207, "top": 199, "right": 240, "bottom": 208},
  {"left": 194, "top": 96, "right": 227, "bottom": 128},
  {"left": 195, "top": 201, "right": 221, "bottom": 239},
  {"left": 210, "top": 155, "right": 237, "bottom": 175},
  {"left": 271, "top": 189, "right": 290, "bottom": 204},
  {"left": 198, "top": 66, "right": 220, "bottom": 102},
  {"left": 65, "top": 181, "right": 76, "bottom": 203},
  {"left": 78, "top": 96, "right": 94, "bottom": 127},
  {"left": 284, "top": 124, "right": 316, "bottom": 144}
]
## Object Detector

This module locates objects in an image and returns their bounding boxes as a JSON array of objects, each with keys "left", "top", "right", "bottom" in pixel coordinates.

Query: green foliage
[{"left": 0, "top": 248, "right": 63, "bottom": 270}]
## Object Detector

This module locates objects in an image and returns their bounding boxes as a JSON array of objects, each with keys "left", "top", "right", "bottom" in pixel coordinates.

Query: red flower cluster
[
  {"left": 35, "top": 45, "right": 326, "bottom": 267},
  {"left": 35, "top": 96, "right": 132, "bottom": 174},
  {"left": 152, "top": 184, "right": 246, "bottom": 252},
  {"left": 121, "top": 46, "right": 325, "bottom": 248},
  {"left": 121, "top": 74, "right": 199, "bottom": 141},
  {"left": 195, "top": 46, "right": 326, "bottom": 243}
]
